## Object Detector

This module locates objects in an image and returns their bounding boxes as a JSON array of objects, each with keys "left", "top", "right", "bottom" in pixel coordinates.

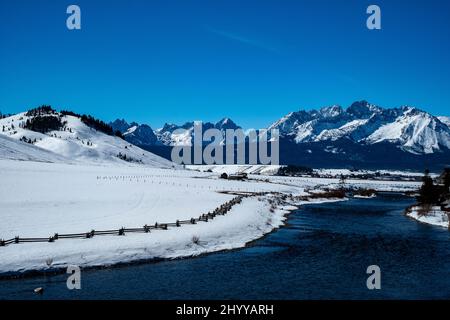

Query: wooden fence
[{"left": 0, "top": 192, "right": 267, "bottom": 248}]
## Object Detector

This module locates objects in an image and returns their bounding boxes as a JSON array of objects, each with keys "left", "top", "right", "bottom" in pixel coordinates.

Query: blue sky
[{"left": 1, "top": 0, "right": 450, "bottom": 129}]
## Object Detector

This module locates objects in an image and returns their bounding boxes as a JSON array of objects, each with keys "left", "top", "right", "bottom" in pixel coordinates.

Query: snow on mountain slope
[
  {"left": 270, "top": 101, "right": 450, "bottom": 154},
  {"left": 0, "top": 134, "right": 70, "bottom": 162},
  {"left": 154, "top": 123, "right": 195, "bottom": 146},
  {"left": 123, "top": 123, "right": 158, "bottom": 146},
  {"left": 0, "top": 112, "right": 176, "bottom": 168},
  {"left": 269, "top": 102, "right": 378, "bottom": 143},
  {"left": 366, "top": 108, "right": 450, "bottom": 154},
  {"left": 268, "top": 110, "right": 314, "bottom": 137},
  {"left": 438, "top": 116, "right": 450, "bottom": 128},
  {"left": 315, "top": 119, "right": 369, "bottom": 141},
  {"left": 154, "top": 119, "right": 240, "bottom": 146},
  {"left": 110, "top": 119, "right": 159, "bottom": 146},
  {"left": 109, "top": 101, "right": 450, "bottom": 156}
]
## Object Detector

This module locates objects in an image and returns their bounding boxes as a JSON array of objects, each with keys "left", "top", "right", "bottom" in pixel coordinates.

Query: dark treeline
[
  {"left": 23, "top": 106, "right": 66, "bottom": 133},
  {"left": 25, "top": 105, "right": 57, "bottom": 117},
  {"left": 277, "top": 165, "right": 313, "bottom": 176},
  {"left": 417, "top": 168, "right": 450, "bottom": 205},
  {"left": 0, "top": 111, "right": 12, "bottom": 119}
]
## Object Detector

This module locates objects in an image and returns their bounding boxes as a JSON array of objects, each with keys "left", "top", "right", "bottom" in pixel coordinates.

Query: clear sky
[{"left": 1, "top": 0, "right": 449, "bottom": 129}]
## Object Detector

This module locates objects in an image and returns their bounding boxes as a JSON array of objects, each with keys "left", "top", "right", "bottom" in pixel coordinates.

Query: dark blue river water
[{"left": 2, "top": 193, "right": 450, "bottom": 299}]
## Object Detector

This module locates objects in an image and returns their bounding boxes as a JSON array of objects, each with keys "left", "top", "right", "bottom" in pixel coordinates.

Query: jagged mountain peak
[
  {"left": 110, "top": 118, "right": 130, "bottom": 133},
  {"left": 317, "top": 105, "right": 344, "bottom": 118},
  {"left": 366, "top": 107, "right": 450, "bottom": 154},
  {"left": 106, "top": 103, "right": 450, "bottom": 155},
  {"left": 346, "top": 100, "right": 381, "bottom": 117},
  {"left": 215, "top": 117, "right": 240, "bottom": 130},
  {"left": 110, "top": 119, "right": 159, "bottom": 146},
  {"left": 269, "top": 101, "right": 450, "bottom": 154},
  {"left": 159, "top": 123, "right": 179, "bottom": 132}
]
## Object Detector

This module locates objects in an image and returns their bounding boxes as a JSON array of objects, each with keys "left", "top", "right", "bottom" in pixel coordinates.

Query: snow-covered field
[
  {"left": 187, "top": 164, "right": 282, "bottom": 175},
  {"left": 187, "top": 164, "right": 435, "bottom": 179},
  {"left": 313, "top": 168, "right": 436, "bottom": 178},
  {"left": 0, "top": 111, "right": 423, "bottom": 275},
  {"left": 0, "top": 157, "right": 422, "bottom": 275},
  {"left": 0, "top": 159, "right": 308, "bottom": 275}
]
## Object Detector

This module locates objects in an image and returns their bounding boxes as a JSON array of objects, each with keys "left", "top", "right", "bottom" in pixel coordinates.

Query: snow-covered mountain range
[
  {"left": 269, "top": 101, "right": 450, "bottom": 154},
  {"left": 111, "top": 101, "right": 450, "bottom": 155},
  {"left": 1, "top": 101, "right": 449, "bottom": 170},
  {"left": 111, "top": 118, "right": 241, "bottom": 147}
]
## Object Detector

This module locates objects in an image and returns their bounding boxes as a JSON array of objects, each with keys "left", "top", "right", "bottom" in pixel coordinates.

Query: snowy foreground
[
  {"left": 406, "top": 205, "right": 450, "bottom": 228},
  {"left": 0, "top": 159, "right": 421, "bottom": 276}
]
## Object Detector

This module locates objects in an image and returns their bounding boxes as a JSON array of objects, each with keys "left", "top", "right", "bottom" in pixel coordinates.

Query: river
[{"left": 1, "top": 192, "right": 450, "bottom": 299}]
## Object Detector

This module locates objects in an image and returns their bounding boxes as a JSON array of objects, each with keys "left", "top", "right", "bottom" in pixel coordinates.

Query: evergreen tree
[
  {"left": 443, "top": 168, "right": 450, "bottom": 193},
  {"left": 339, "top": 174, "right": 347, "bottom": 190},
  {"left": 418, "top": 169, "right": 440, "bottom": 204}
]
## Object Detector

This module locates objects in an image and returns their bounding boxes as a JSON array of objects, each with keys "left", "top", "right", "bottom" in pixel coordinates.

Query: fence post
[{"left": 0, "top": 195, "right": 253, "bottom": 248}]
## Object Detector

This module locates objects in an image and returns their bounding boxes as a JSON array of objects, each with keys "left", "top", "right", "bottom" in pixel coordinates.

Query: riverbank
[
  {"left": 0, "top": 159, "right": 421, "bottom": 278},
  {"left": 406, "top": 204, "right": 450, "bottom": 228},
  {"left": 8, "top": 193, "right": 450, "bottom": 300}
]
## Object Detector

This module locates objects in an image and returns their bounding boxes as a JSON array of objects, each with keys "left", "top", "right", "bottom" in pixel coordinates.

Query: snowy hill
[
  {"left": 0, "top": 109, "right": 176, "bottom": 168},
  {"left": 0, "top": 134, "right": 70, "bottom": 162}
]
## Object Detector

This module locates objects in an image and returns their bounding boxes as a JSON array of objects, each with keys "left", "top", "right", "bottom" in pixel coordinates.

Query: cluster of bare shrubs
[
  {"left": 308, "top": 189, "right": 346, "bottom": 199},
  {"left": 416, "top": 203, "right": 433, "bottom": 217},
  {"left": 354, "top": 188, "right": 377, "bottom": 197}
]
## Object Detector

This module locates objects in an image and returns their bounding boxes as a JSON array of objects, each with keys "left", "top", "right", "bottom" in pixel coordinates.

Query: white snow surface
[
  {"left": 0, "top": 113, "right": 175, "bottom": 168},
  {"left": 0, "top": 157, "right": 420, "bottom": 275},
  {"left": 313, "top": 168, "right": 439, "bottom": 178},
  {"left": 315, "top": 119, "right": 369, "bottom": 142},
  {"left": 0, "top": 159, "right": 305, "bottom": 274},
  {"left": 407, "top": 206, "right": 449, "bottom": 228},
  {"left": 438, "top": 116, "right": 450, "bottom": 128},
  {"left": 0, "top": 134, "right": 70, "bottom": 163},
  {"left": 187, "top": 164, "right": 282, "bottom": 175},
  {"left": 269, "top": 104, "right": 450, "bottom": 154},
  {"left": 366, "top": 109, "right": 450, "bottom": 154}
]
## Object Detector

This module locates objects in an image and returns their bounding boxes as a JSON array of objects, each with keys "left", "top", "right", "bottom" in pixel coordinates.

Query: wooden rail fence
[{"left": 0, "top": 192, "right": 268, "bottom": 248}]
